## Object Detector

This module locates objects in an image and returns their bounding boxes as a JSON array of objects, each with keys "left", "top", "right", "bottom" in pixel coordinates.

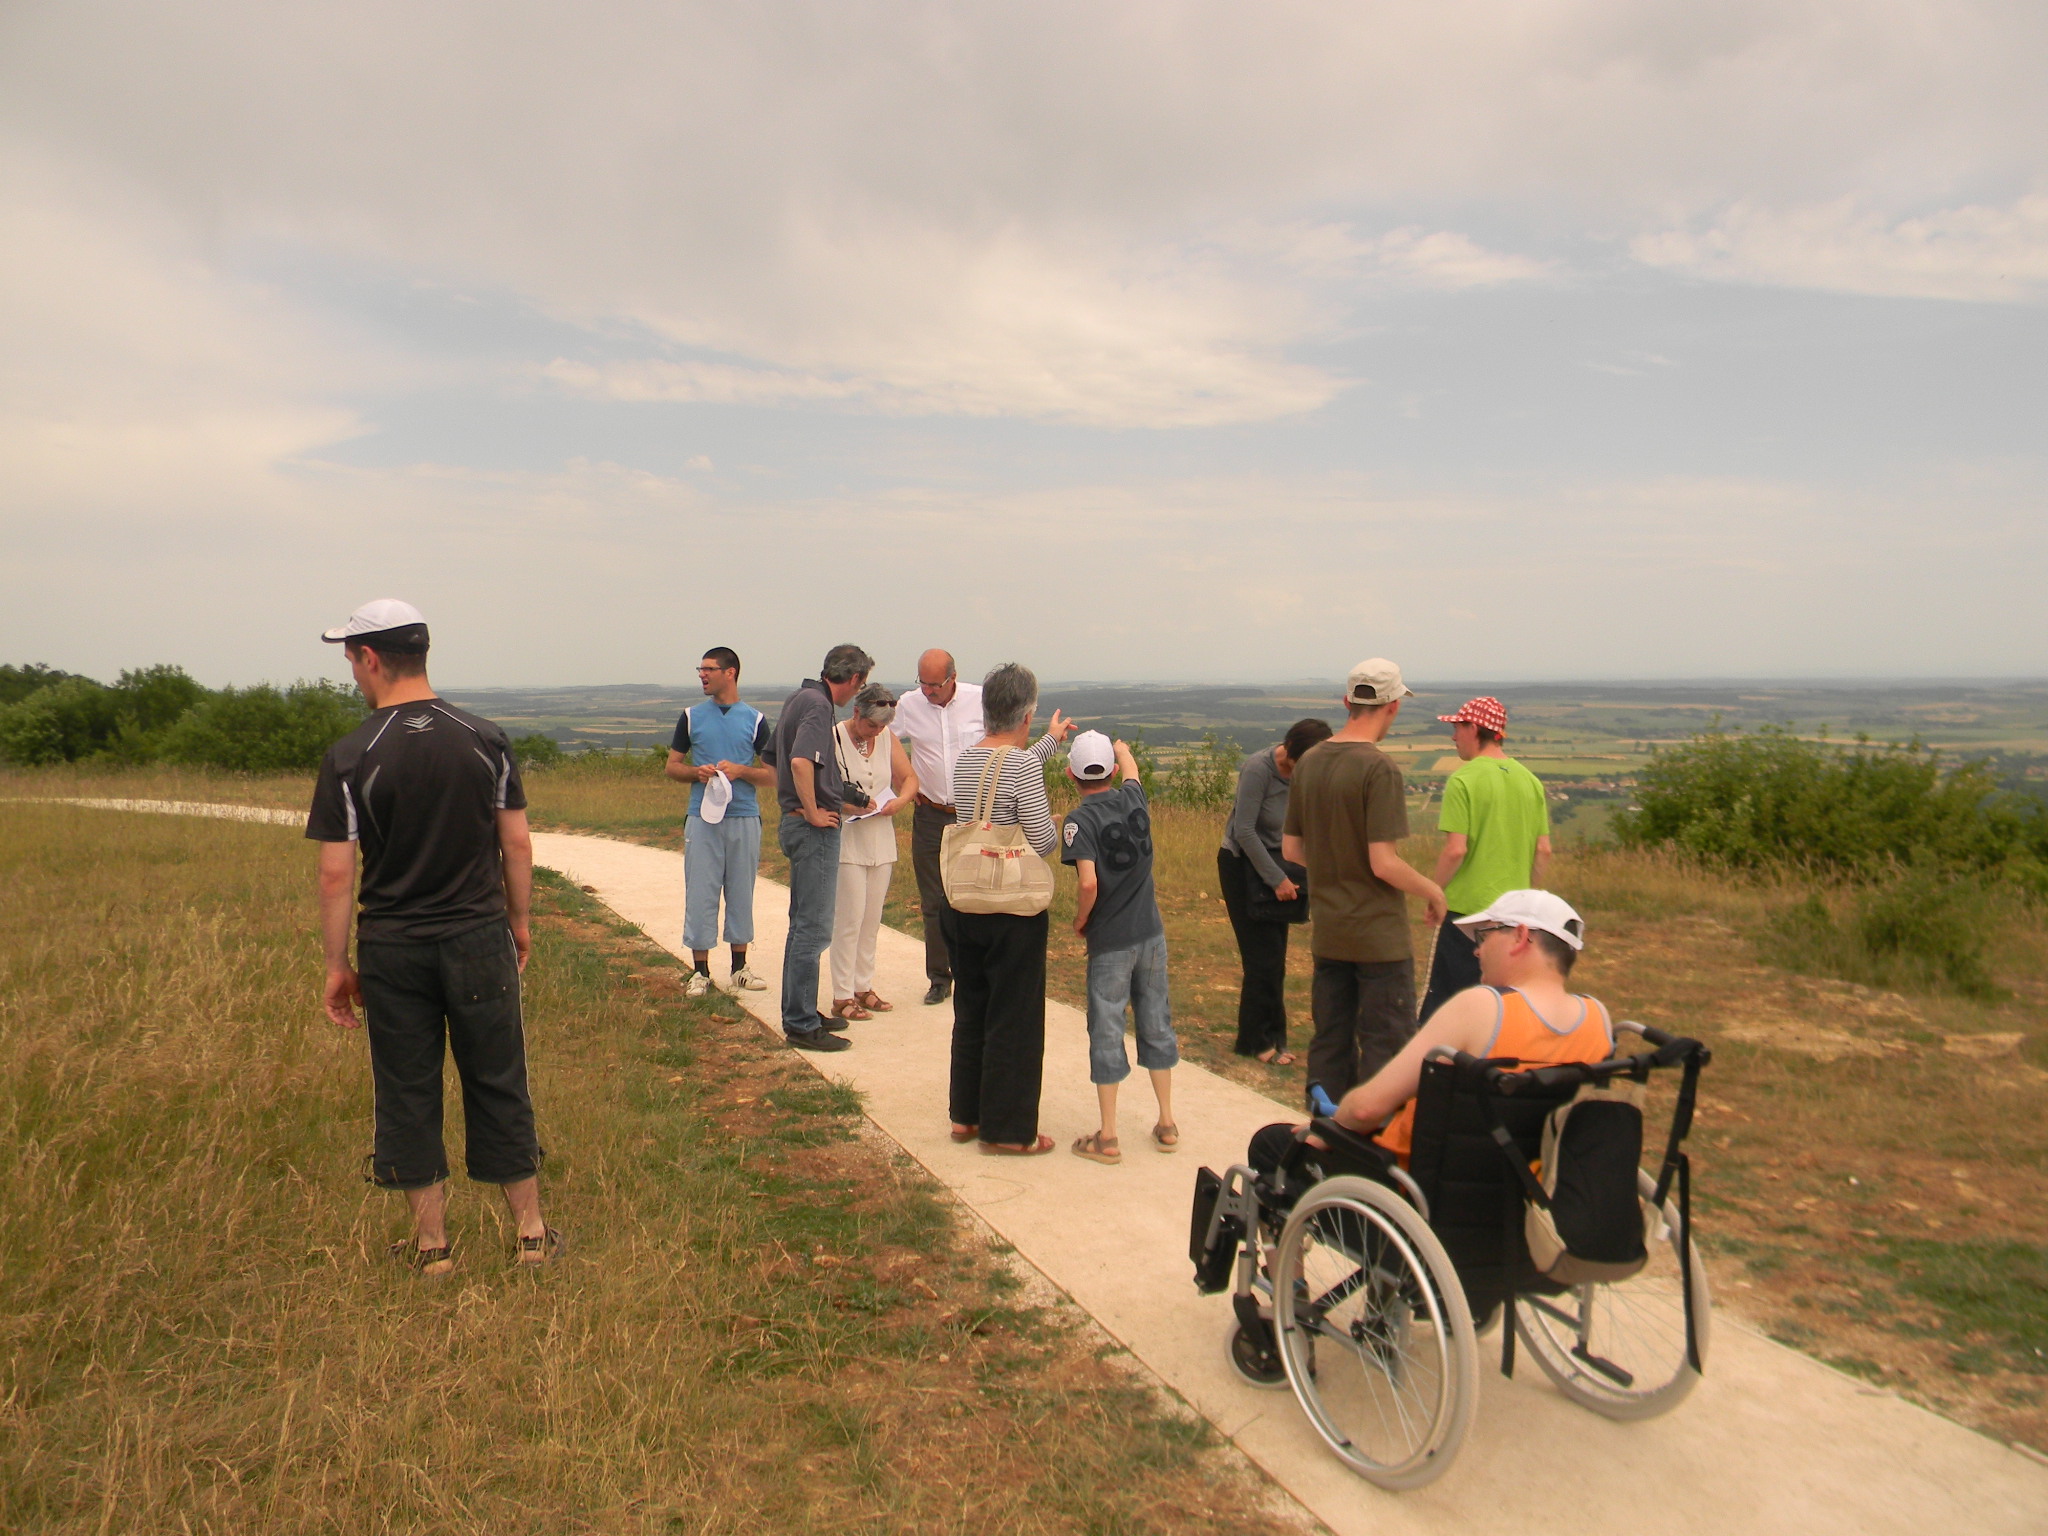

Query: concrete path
[
  {"left": 22, "top": 801, "right": 2046, "bottom": 1532},
  {"left": 531, "top": 830, "right": 2048, "bottom": 1536}
]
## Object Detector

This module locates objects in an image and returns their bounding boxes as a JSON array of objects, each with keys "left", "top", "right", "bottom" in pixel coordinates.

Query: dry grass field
[
  {"left": 8, "top": 756, "right": 2045, "bottom": 1463},
  {"left": 0, "top": 794, "right": 1296, "bottom": 1535}
]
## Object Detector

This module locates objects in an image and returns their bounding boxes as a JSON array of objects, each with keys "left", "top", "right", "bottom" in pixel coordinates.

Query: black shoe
[
  {"left": 817, "top": 1011, "right": 850, "bottom": 1034},
  {"left": 787, "top": 1028, "right": 851, "bottom": 1053},
  {"left": 922, "top": 980, "right": 951, "bottom": 1005}
]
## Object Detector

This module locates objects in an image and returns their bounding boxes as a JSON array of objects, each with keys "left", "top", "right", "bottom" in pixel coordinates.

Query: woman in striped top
[{"left": 947, "top": 662, "right": 1074, "bottom": 1155}]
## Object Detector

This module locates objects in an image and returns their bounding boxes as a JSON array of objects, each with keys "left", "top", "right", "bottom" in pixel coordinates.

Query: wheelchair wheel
[
  {"left": 1514, "top": 1169, "right": 1712, "bottom": 1420},
  {"left": 1226, "top": 1320, "right": 1291, "bottom": 1390},
  {"left": 1272, "top": 1175, "right": 1477, "bottom": 1489}
]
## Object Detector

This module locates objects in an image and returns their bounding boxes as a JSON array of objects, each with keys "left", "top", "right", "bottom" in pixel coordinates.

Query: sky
[{"left": 2, "top": 1, "right": 2044, "bottom": 690}]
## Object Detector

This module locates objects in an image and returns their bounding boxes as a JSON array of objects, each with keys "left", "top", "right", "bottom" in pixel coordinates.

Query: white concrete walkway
[{"left": 532, "top": 829, "right": 2048, "bottom": 1536}]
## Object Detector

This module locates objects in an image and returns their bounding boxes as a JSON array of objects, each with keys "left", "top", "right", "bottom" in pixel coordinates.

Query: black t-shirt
[
  {"left": 305, "top": 699, "right": 528, "bottom": 944},
  {"left": 1061, "top": 779, "right": 1164, "bottom": 952}
]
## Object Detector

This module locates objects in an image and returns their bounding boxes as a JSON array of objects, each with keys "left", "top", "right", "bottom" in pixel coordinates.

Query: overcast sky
[{"left": 3, "top": 2, "right": 2044, "bottom": 690}]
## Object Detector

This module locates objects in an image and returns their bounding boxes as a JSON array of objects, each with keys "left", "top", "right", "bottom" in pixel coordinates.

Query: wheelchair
[{"left": 1191, "top": 1022, "right": 1712, "bottom": 1490}]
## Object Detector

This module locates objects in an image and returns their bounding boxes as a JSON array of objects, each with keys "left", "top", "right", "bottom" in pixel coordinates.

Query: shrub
[
  {"left": 1160, "top": 731, "right": 1240, "bottom": 811},
  {"left": 0, "top": 663, "right": 77, "bottom": 707},
  {"left": 512, "top": 732, "right": 564, "bottom": 769},
  {"left": 1615, "top": 725, "right": 2039, "bottom": 882},
  {"left": 1759, "top": 866, "right": 2001, "bottom": 1000},
  {"left": 0, "top": 677, "right": 122, "bottom": 764},
  {"left": 158, "top": 681, "right": 365, "bottom": 772}
]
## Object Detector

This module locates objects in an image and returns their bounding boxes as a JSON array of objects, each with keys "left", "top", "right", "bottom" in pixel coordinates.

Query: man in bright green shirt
[{"left": 1419, "top": 697, "right": 1552, "bottom": 1021}]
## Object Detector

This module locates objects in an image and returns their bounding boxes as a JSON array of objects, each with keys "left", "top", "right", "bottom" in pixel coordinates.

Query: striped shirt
[{"left": 950, "top": 734, "right": 1061, "bottom": 855}]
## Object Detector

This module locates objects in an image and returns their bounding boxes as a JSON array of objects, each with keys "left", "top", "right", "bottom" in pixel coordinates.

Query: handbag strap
[{"left": 970, "top": 746, "right": 1011, "bottom": 825}]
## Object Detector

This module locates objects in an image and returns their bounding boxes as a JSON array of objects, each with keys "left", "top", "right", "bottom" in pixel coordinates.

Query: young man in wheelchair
[{"left": 1248, "top": 888, "right": 1608, "bottom": 1190}]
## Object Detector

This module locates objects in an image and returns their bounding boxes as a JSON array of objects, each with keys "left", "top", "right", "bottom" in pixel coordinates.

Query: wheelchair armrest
[{"left": 1309, "top": 1116, "right": 1392, "bottom": 1167}]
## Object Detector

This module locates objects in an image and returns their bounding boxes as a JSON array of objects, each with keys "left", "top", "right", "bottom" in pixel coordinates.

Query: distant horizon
[{"left": 438, "top": 674, "right": 2048, "bottom": 693}]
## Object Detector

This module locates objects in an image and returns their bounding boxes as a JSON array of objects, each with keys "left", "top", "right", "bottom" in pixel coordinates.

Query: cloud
[
  {"left": 1634, "top": 195, "right": 2048, "bottom": 303},
  {"left": 1229, "top": 222, "right": 1553, "bottom": 288}
]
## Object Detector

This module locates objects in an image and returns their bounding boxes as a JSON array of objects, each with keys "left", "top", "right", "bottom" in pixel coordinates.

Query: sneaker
[
  {"left": 685, "top": 971, "right": 712, "bottom": 998},
  {"left": 730, "top": 965, "right": 767, "bottom": 991},
  {"left": 787, "top": 1028, "right": 851, "bottom": 1053}
]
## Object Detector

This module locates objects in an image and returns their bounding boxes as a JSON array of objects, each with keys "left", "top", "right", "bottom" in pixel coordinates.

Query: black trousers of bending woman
[
  {"left": 948, "top": 909, "right": 1048, "bottom": 1145},
  {"left": 1217, "top": 848, "right": 1291, "bottom": 1056}
]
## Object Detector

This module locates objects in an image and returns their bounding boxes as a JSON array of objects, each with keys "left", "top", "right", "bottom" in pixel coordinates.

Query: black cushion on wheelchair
[{"left": 1405, "top": 1055, "right": 1577, "bottom": 1310}]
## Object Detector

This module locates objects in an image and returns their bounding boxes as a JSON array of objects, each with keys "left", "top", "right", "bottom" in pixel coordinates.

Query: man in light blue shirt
[{"left": 665, "top": 647, "right": 775, "bottom": 997}]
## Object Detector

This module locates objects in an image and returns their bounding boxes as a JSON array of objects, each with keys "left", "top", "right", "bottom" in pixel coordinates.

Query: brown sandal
[
  {"left": 831, "top": 997, "right": 872, "bottom": 1022},
  {"left": 948, "top": 1123, "right": 979, "bottom": 1143},
  {"left": 855, "top": 990, "right": 894, "bottom": 1013},
  {"left": 389, "top": 1239, "right": 455, "bottom": 1278},
  {"left": 1071, "top": 1131, "right": 1121, "bottom": 1164}
]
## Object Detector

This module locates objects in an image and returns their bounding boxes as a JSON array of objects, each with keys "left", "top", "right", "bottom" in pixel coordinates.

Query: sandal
[
  {"left": 516, "top": 1226, "right": 566, "bottom": 1267},
  {"left": 948, "top": 1123, "right": 979, "bottom": 1143},
  {"left": 1151, "top": 1123, "right": 1181, "bottom": 1153},
  {"left": 831, "top": 998, "right": 872, "bottom": 1022},
  {"left": 855, "top": 990, "right": 894, "bottom": 1013},
  {"left": 388, "top": 1239, "right": 455, "bottom": 1279},
  {"left": 1071, "top": 1131, "right": 1121, "bottom": 1165},
  {"left": 978, "top": 1135, "right": 1056, "bottom": 1157},
  {"left": 1255, "top": 1048, "right": 1297, "bottom": 1067}
]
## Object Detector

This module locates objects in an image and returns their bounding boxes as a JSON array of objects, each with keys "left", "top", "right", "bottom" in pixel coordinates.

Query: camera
[{"left": 840, "top": 782, "right": 872, "bottom": 810}]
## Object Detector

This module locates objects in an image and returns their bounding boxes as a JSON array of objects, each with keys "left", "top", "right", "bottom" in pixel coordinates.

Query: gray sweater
[{"left": 1220, "top": 746, "right": 1290, "bottom": 890}]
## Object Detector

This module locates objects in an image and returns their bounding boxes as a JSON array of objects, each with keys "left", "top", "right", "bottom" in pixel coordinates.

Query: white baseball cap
[
  {"left": 1453, "top": 890, "right": 1586, "bottom": 950},
  {"left": 1345, "top": 657, "right": 1414, "bottom": 706},
  {"left": 322, "top": 598, "right": 429, "bottom": 649},
  {"left": 1067, "top": 731, "right": 1116, "bottom": 781},
  {"left": 699, "top": 769, "right": 733, "bottom": 825}
]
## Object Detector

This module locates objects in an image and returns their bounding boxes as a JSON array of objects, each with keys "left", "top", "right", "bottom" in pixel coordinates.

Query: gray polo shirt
[{"left": 771, "top": 679, "right": 845, "bottom": 814}]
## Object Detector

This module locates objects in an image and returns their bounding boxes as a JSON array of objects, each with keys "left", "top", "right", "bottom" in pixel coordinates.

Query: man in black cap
[{"left": 307, "top": 599, "right": 559, "bottom": 1275}]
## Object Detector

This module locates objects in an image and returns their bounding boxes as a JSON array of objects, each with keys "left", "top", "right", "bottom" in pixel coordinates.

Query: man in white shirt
[{"left": 889, "top": 648, "right": 983, "bottom": 1004}]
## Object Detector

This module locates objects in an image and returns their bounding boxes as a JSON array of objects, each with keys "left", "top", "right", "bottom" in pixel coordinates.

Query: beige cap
[{"left": 1345, "top": 657, "right": 1415, "bottom": 706}]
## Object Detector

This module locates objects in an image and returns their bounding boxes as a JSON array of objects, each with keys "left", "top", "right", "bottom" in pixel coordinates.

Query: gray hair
[
  {"left": 852, "top": 683, "right": 898, "bottom": 726},
  {"left": 820, "top": 643, "right": 875, "bottom": 685},
  {"left": 980, "top": 662, "right": 1038, "bottom": 734}
]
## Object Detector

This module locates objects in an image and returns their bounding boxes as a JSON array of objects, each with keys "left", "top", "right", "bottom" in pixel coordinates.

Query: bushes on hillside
[
  {"left": 0, "top": 664, "right": 364, "bottom": 772},
  {"left": 158, "top": 683, "right": 365, "bottom": 772},
  {"left": 1615, "top": 725, "right": 2047, "bottom": 888}
]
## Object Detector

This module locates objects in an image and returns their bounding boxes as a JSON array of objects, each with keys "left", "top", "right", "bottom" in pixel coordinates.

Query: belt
[{"left": 915, "top": 794, "right": 956, "bottom": 813}]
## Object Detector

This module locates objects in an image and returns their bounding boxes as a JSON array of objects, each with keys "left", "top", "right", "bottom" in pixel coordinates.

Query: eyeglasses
[
  {"left": 697, "top": 664, "right": 734, "bottom": 675},
  {"left": 1468, "top": 923, "right": 1518, "bottom": 941}
]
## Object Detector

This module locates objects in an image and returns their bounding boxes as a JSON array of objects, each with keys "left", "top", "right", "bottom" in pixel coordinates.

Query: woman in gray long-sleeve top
[{"left": 1216, "top": 717, "right": 1332, "bottom": 1062}]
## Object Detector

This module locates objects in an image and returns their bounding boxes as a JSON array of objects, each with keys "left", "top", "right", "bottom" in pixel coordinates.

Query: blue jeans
[
  {"left": 1084, "top": 933, "right": 1179, "bottom": 1085},
  {"left": 683, "top": 814, "right": 761, "bottom": 950},
  {"left": 778, "top": 816, "right": 841, "bottom": 1036}
]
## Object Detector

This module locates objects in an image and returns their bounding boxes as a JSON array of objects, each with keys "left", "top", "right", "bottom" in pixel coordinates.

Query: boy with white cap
[{"left": 1061, "top": 731, "right": 1179, "bottom": 1163}]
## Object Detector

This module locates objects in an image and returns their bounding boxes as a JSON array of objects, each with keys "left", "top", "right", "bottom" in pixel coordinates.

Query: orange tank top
[{"left": 1373, "top": 987, "right": 1614, "bottom": 1165}]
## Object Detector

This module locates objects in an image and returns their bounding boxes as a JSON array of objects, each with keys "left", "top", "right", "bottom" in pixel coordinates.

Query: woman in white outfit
[{"left": 830, "top": 685, "right": 918, "bottom": 1022}]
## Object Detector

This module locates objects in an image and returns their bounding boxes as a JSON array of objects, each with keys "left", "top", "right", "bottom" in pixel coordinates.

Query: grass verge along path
[{"left": 0, "top": 802, "right": 1294, "bottom": 1535}]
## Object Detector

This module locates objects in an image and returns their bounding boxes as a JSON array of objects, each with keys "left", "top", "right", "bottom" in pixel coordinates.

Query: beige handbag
[{"left": 940, "top": 746, "right": 1056, "bottom": 916}]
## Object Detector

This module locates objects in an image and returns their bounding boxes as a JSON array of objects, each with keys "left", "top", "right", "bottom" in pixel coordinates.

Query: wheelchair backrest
[{"left": 1405, "top": 1055, "right": 1576, "bottom": 1307}]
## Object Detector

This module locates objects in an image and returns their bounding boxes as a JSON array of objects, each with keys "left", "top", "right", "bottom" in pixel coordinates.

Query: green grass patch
[{"left": 1862, "top": 1238, "right": 2048, "bottom": 1376}]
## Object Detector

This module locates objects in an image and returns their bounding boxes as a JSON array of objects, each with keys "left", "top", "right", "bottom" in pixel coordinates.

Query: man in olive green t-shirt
[
  {"left": 1282, "top": 659, "right": 1447, "bottom": 1108},
  {"left": 1418, "top": 696, "right": 1552, "bottom": 1021}
]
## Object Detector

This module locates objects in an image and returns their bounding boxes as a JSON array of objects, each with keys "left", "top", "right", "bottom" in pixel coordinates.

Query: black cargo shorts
[{"left": 356, "top": 920, "right": 543, "bottom": 1189}]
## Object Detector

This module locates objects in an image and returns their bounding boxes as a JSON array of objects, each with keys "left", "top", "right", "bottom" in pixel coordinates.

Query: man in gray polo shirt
[{"left": 770, "top": 643, "right": 874, "bottom": 1051}]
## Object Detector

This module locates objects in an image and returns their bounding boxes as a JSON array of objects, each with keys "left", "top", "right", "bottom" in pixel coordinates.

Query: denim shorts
[{"left": 1084, "top": 933, "right": 1179, "bottom": 1085}]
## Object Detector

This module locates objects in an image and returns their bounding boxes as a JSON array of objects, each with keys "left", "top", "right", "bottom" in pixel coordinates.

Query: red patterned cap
[{"left": 1437, "top": 696, "right": 1507, "bottom": 734}]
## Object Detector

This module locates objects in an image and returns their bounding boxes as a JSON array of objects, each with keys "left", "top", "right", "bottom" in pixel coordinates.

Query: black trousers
[
  {"left": 1217, "top": 848, "right": 1292, "bottom": 1055},
  {"left": 356, "top": 921, "right": 542, "bottom": 1190},
  {"left": 910, "top": 801, "right": 957, "bottom": 984},
  {"left": 1306, "top": 956, "right": 1416, "bottom": 1109},
  {"left": 1418, "top": 912, "right": 1481, "bottom": 1024},
  {"left": 948, "top": 909, "right": 1048, "bottom": 1145}
]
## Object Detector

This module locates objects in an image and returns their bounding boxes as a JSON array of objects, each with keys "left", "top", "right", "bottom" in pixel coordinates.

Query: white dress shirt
[{"left": 890, "top": 680, "right": 983, "bottom": 807}]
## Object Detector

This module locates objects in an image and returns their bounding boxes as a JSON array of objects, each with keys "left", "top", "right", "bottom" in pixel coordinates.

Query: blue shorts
[{"left": 1084, "top": 933, "right": 1179, "bottom": 1085}]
